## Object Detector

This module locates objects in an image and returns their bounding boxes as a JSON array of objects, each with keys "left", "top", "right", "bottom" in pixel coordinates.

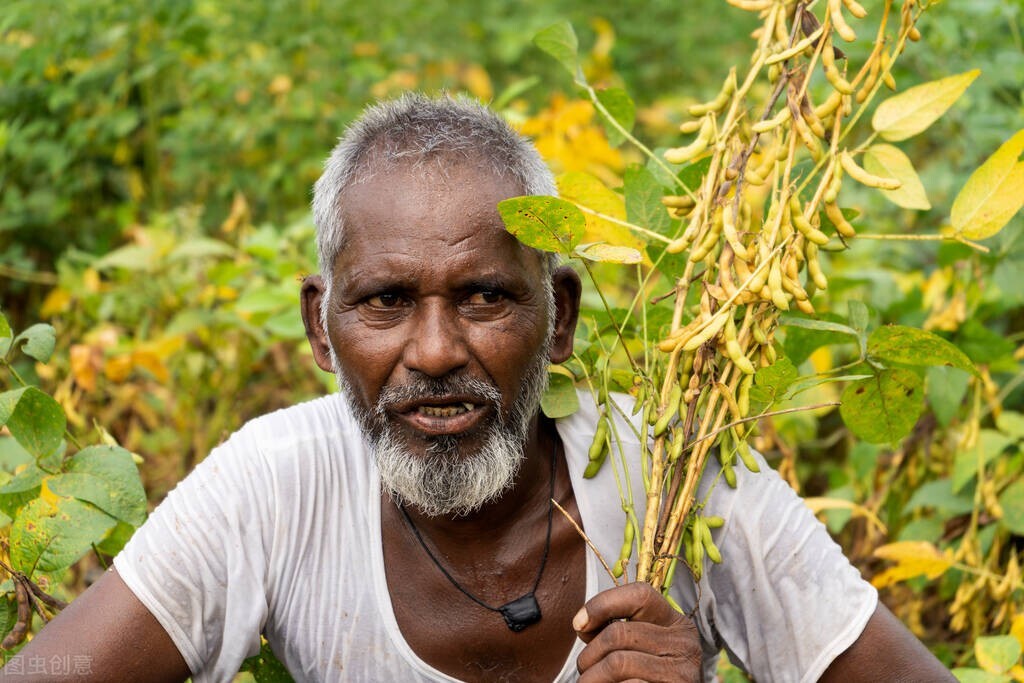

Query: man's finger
[
  {"left": 576, "top": 620, "right": 671, "bottom": 671},
  {"left": 573, "top": 582, "right": 684, "bottom": 641},
  {"left": 577, "top": 649, "right": 697, "bottom": 683}
]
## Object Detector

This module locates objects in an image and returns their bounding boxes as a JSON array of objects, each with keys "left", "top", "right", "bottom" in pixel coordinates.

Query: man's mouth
[
  {"left": 416, "top": 402, "right": 477, "bottom": 418},
  {"left": 390, "top": 397, "right": 490, "bottom": 436}
]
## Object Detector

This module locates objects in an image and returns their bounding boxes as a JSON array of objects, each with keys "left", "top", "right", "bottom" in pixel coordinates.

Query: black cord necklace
[{"left": 397, "top": 445, "right": 557, "bottom": 633}]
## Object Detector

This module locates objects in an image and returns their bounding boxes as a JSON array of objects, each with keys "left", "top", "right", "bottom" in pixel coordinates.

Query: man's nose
[{"left": 402, "top": 300, "right": 471, "bottom": 377}]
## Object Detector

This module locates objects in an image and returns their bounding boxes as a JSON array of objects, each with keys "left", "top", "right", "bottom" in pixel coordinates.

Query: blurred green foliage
[{"left": 1, "top": 0, "right": 1023, "bottom": 672}]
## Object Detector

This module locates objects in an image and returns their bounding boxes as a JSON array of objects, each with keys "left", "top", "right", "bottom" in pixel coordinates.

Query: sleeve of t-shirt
[
  {"left": 113, "top": 423, "right": 274, "bottom": 682},
  {"left": 702, "top": 451, "right": 878, "bottom": 683}
]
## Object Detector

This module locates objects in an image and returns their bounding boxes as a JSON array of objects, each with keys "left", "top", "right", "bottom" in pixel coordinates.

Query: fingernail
[{"left": 572, "top": 606, "right": 588, "bottom": 631}]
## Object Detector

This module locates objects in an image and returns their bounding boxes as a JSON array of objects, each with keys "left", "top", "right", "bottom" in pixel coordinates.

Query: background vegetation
[{"left": 1, "top": 0, "right": 1023, "bottom": 678}]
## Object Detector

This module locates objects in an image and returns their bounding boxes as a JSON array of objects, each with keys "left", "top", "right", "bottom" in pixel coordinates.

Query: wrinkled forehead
[{"left": 336, "top": 153, "right": 527, "bottom": 251}]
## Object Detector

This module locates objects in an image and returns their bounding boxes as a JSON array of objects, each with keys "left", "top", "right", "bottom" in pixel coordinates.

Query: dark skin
[{"left": 4, "top": 153, "right": 954, "bottom": 682}]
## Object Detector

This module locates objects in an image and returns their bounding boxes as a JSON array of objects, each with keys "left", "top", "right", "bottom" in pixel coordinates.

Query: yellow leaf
[
  {"left": 39, "top": 288, "right": 72, "bottom": 317},
  {"left": 267, "top": 74, "right": 292, "bottom": 96},
  {"left": 864, "top": 144, "right": 931, "bottom": 210},
  {"left": 556, "top": 172, "right": 648, "bottom": 264},
  {"left": 39, "top": 479, "right": 61, "bottom": 513},
  {"left": 872, "top": 70, "right": 979, "bottom": 142},
  {"left": 220, "top": 192, "right": 250, "bottom": 233},
  {"left": 872, "top": 541, "right": 953, "bottom": 588},
  {"left": 1011, "top": 614, "right": 1024, "bottom": 651},
  {"left": 69, "top": 344, "right": 98, "bottom": 392},
  {"left": 803, "top": 497, "right": 886, "bottom": 534},
  {"left": 951, "top": 129, "right": 1024, "bottom": 240},
  {"left": 576, "top": 243, "right": 643, "bottom": 264},
  {"left": 104, "top": 355, "right": 133, "bottom": 383}
]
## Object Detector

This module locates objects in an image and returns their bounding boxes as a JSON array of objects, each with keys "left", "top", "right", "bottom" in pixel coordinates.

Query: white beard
[{"left": 330, "top": 340, "right": 551, "bottom": 518}]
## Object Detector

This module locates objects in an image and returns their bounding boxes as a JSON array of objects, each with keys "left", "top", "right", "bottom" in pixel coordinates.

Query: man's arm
[
  {"left": 3, "top": 568, "right": 190, "bottom": 683},
  {"left": 820, "top": 601, "right": 955, "bottom": 682}
]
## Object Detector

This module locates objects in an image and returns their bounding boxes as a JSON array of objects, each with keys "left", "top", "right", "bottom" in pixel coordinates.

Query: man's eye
[
  {"left": 366, "top": 293, "right": 403, "bottom": 308},
  {"left": 467, "top": 290, "right": 504, "bottom": 305}
]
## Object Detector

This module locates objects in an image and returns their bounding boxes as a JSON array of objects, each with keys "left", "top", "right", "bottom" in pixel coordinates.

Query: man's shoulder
[{"left": 211, "top": 392, "right": 365, "bottom": 465}]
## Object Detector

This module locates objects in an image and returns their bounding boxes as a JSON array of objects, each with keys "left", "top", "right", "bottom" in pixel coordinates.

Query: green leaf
[
  {"left": 999, "top": 478, "right": 1024, "bottom": 535},
  {"left": 868, "top": 325, "right": 979, "bottom": 377},
  {"left": 0, "top": 311, "right": 11, "bottom": 357},
  {"left": 903, "top": 479, "right": 975, "bottom": 516},
  {"left": 781, "top": 313, "right": 857, "bottom": 366},
  {"left": 927, "top": 366, "right": 970, "bottom": 427},
  {"left": 533, "top": 22, "right": 581, "bottom": 82},
  {"left": 848, "top": 301, "right": 869, "bottom": 339},
  {"left": 872, "top": 70, "right": 979, "bottom": 141},
  {"left": 863, "top": 144, "right": 931, "bottom": 210},
  {"left": 749, "top": 356, "right": 798, "bottom": 409},
  {"left": 12, "top": 323, "right": 56, "bottom": 363},
  {"left": 0, "top": 591, "right": 18, "bottom": 639},
  {"left": 951, "top": 129, "right": 1024, "bottom": 240},
  {"left": 167, "top": 237, "right": 235, "bottom": 261},
  {"left": 996, "top": 411, "right": 1024, "bottom": 439},
  {"left": 94, "top": 520, "right": 136, "bottom": 557},
  {"left": 840, "top": 368, "right": 924, "bottom": 444},
  {"left": 49, "top": 445, "right": 147, "bottom": 527},
  {"left": 541, "top": 371, "right": 580, "bottom": 419},
  {"left": 492, "top": 76, "right": 541, "bottom": 110},
  {"left": 9, "top": 497, "right": 116, "bottom": 574},
  {"left": 0, "top": 387, "right": 66, "bottom": 458},
  {"left": 975, "top": 636, "right": 1022, "bottom": 674},
  {"left": 951, "top": 668, "right": 1011, "bottom": 683},
  {"left": 92, "top": 243, "right": 157, "bottom": 271},
  {"left": 595, "top": 87, "right": 635, "bottom": 147},
  {"left": 0, "top": 464, "right": 46, "bottom": 519},
  {"left": 624, "top": 165, "right": 672, "bottom": 235},
  {"left": 779, "top": 315, "right": 860, "bottom": 339},
  {"left": 240, "top": 639, "right": 296, "bottom": 682},
  {"left": 498, "top": 196, "right": 585, "bottom": 256},
  {"left": 574, "top": 243, "right": 643, "bottom": 264},
  {"left": 952, "top": 430, "right": 1012, "bottom": 493}
]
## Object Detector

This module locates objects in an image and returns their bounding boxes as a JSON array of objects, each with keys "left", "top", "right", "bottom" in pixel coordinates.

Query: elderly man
[{"left": 11, "top": 94, "right": 951, "bottom": 682}]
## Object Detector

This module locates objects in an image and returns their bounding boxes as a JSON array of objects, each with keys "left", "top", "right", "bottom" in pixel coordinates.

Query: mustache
[{"left": 374, "top": 375, "right": 502, "bottom": 414}]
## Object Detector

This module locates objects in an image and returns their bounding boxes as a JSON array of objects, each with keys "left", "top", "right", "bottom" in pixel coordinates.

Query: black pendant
[{"left": 498, "top": 593, "right": 541, "bottom": 632}]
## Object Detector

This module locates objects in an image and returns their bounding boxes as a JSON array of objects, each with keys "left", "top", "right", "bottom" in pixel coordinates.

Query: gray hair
[{"left": 312, "top": 93, "right": 559, "bottom": 327}]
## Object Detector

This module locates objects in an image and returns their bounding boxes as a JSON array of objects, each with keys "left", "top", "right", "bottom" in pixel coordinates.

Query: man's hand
[{"left": 573, "top": 582, "right": 702, "bottom": 683}]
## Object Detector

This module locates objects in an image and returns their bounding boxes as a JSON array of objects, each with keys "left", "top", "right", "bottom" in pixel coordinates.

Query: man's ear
[
  {"left": 300, "top": 275, "right": 336, "bottom": 373},
  {"left": 548, "top": 265, "right": 582, "bottom": 365}
]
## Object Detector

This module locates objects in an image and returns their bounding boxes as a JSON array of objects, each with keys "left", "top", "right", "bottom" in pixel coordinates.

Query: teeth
[{"left": 419, "top": 404, "right": 471, "bottom": 417}]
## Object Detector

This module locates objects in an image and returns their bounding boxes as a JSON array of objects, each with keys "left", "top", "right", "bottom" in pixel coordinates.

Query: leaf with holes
[
  {"left": 868, "top": 325, "right": 979, "bottom": 377},
  {"left": 498, "top": 196, "right": 585, "bottom": 256},
  {"left": 840, "top": 368, "right": 924, "bottom": 444},
  {"left": 10, "top": 497, "right": 116, "bottom": 574}
]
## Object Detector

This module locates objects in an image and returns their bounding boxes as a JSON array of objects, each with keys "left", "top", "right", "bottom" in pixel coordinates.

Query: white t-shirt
[{"left": 114, "top": 391, "right": 876, "bottom": 682}]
